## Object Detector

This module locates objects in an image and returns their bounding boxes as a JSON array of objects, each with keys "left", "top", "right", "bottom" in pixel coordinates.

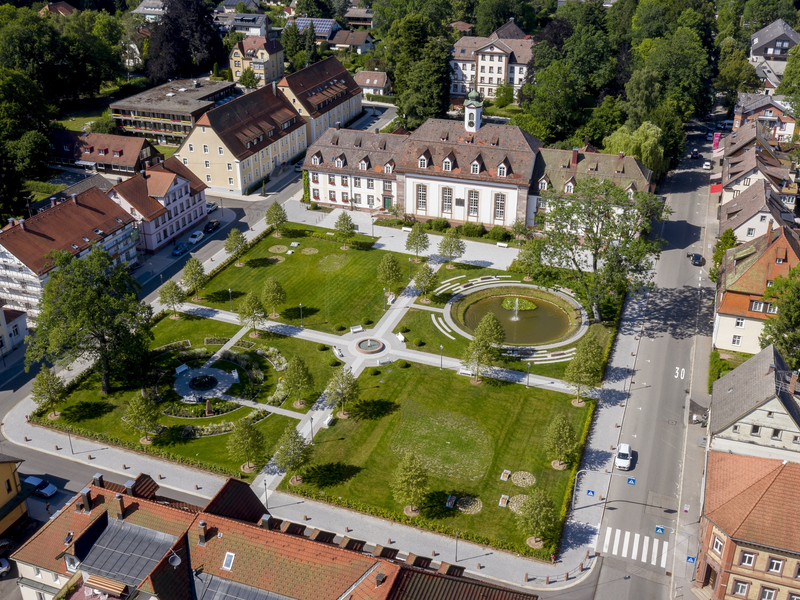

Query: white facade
[
  {"left": 723, "top": 169, "right": 777, "bottom": 203},
  {"left": 16, "top": 561, "right": 69, "bottom": 600},
  {"left": 712, "top": 311, "right": 766, "bottom": 354},
  {"left": 305, "top": 96, "right": 362, "bottom": 144},
  {"left": 714, "top": 395, "right": 800, "bottom": 451},
  {"left": 308, "top": 169, "right": 395, "bottom": 210},
  {"left": 450, "top": 48, "right": 528, "bottom": 99}
]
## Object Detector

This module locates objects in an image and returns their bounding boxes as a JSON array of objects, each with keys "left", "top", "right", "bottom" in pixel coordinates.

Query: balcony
[{"left": 67, "top": 578, "right": 125, "bottom": 600}]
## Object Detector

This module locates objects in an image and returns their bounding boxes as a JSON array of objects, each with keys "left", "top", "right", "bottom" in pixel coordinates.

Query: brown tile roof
[
  {"left": 719, "top": 179, "right": 793, "bottom": 233},
  {"left": 449, "top": 21, "right": 473, "bottom": 32},
  {"left": 532, "top": 148, "right": 653, "bottom": 194},
  {"left": 278, "top": 56, "right": 361, "bottom": 119},
  {"left": 304, "top": 128, "right": 408, "bottom": 177},
  {"left": 704, "top": 451, "right": 800, "bottom": 551},
  {"left": 0, "top": 452, "right": 23, "bottom": 464},
  {"left": 0, "top": 187, "right": 134, "bottom": 275},
  {"left": 330, "top": 30, "right": 372, "bottom": 47},
  {"left": 138, "top": 534, "right": 194, "bottom": 600},
  {"left": 203, "top": 479, "right": 267, "bottom": 524},
  {"left": 149, "top": 156, "right": 208, "bottom": 197},
  {"left": 353, "top": 71, "right": 388, "bottom": 89},
  {"left": 109, "top": 173, "right": 170, "bottom": 223},
  {"left": 490, "top": 19, "right": 528, "bottom": 40},
  {"left": 452, "top": 29, "right": 534, "bottom": 64},
  {"left": 49, "top": 130, "right": 155, "bottom": 169},
  {"left": 233, "top": 35, "right": 283, "bottom": 58},
  {"left": 722, "top": 120, "right": 781, "bottom": 161},
  {"left": 722, "top": 149, "right": 790, "bottom": 188},
  {"left": 386, "top": 567, "right": 539, "bottom": 600},
  {"left": 39, "top": 2, "right": 78, "bottom": 16},
  {"left": 2, "top": 308, "right": 25, "bottom": 324},
  {"left": 197, "top": 84, "right": 303, "bottom": 161}
]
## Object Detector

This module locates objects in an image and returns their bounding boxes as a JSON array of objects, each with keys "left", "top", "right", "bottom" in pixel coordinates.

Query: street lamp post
[
  {"left": 160, "top": 273, "right": 163, "bottom": 286},
  {"left": 309, "top": 416, "right": 314, "bottom": 444},
  {"left": 527, "top": 363, "right": 531, "bottom": 388},
  {"left": 408, "top": 257, "right": 411, "bottom": 281},
  {"left": 440, "top": 344, "right": 444, "bottom": 370},
  {"left": 228, "top": 288, "right": 232, "bottom": 312},
  {"left": 383, "top": 287, "right": 387, "bottom": 311},
  {"left": 455, "top": 530, "right": 459, "bottom": 562},
  {"left": 66, "top": 426, "right": 74, "bottom": 455},
  {"left": 264, "top": 479, "right": 269, "bottom": 511},
  {"left": 299, "top": 303, "right": 303, "bottom": 328}
]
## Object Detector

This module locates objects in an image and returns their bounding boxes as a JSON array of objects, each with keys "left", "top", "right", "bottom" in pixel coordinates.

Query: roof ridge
[{"left": 709, "top": 460, "right": 784, "bottom": 536}]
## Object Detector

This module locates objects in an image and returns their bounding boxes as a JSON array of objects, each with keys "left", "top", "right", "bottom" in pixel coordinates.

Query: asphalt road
[{"left": 594, "top": 122, "right": 717, "bottom": 600}]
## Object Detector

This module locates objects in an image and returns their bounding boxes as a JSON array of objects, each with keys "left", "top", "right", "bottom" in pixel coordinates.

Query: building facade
[
  {"left": 214, "top": 12, "right": 268, "bottom": 36},
  {"left": 353, "top": 70, "right": 391, "bottom": 95},
  {"left": 719, "top": 179, "right": 794, "bottom": 241},
  {"left": 0, "top": 188, "right": 137, "bottom": 318},
  {"left": 49, "top": 131, "right": 162, "bottom": 175},
  {"left": 0, "top": 453, "right": 28, "bottom": 538},
  {"left": 733, "top": 93, "right": 795, "bottom": 142},
  {"left": 230, "top": 36, "right": 284, "bottom": 87},
  {"left": 0, "top": 305, "right": 26, "bottom": 361},
  {"left": 751, "top": 19, "right": 799, "bottom": 61}
]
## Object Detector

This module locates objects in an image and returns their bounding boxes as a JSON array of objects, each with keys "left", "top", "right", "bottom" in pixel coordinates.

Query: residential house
[
  {"left": 110, "top": 79, "right": 237, "bottom": 145},
  {"left": 277, "top": 56, "right": 362, "bottom": 144},
  {"left": 450, "top": 21, "right": 474, "bottom": 36},
  {"left": 38, "top": 2, "right": 78, "bottom": 16},
  {"left": 11, "top": 474, "right": 540, "bottom": 600},
  {"left": 755, "top": 58, "right": 786, "bottom": 95},
  {"left": 0, "top": 188, "right": 137, "bottom": 318},
  {"left": 751, "top": 19, "right": 799, "bottom": 61},
  {"left": 695, "top": 451, "right": 800, "bottom": 600},
  {"left": 354, "top": 70, "right": 391, "bottom": 96},
  {"left": 449, "top": 19, "right": 533, "bottom": 99},
  {"left": 230, "top": 36, "right": 284, "bottom": 87},
  {"left": 49, "top": 131, "right": 163, "bottom": 175},
  {"left": 0, "top": 453, "right": 29, "bottom": 538},
  {"left": 280, "top": 6, "right": 294, "bottom": 17},
  {"left": 30, "top": 174, "right": 113, "bottom": 214},
  {"left": 719, "top": 120, "right": 775, "bottom": 160},
  {"left": 712, "top": 225, "right": 800, "bottom": 354},
  {"left": 720, "top": 146, "right": 792, "bottom": 205},
  {"left": 175, "top": 83, "right": 307, "bottom": 195},
  {"left": 719, "top": 179, "right": 794, "bottom": 241},
  {"left": 289, "top": 17, "right": 340, "bottom": 42},
  {"left": 733, "top": 93, "right": 796, "bottom": 142},
  {"left": 214, "top": 12, "right": 269, "bottom": 36},
  {"left": 344, "top": 7, "right": 373, "bottom": 28},
  {"left": 220, "top": 0, "right": 261, "bottom": 12},
  {"left": 330, "top": 30, "right": 375, "bottom": 54},
  {"left": 109, "top": 157, "right": 208, "bottom": 253},
  {"left": 0, "top": 305, "right": 26, "bottom": 364},
  {"left": 131, "top": 0, "right": 164, "bottom": 21}
]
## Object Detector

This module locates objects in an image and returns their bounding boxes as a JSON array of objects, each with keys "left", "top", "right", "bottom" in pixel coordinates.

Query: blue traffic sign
[
  {"left": 655, "top": 526, "right": 665, "bottom": 535},
  {"left": 627, "top": 477, "right": 636, "bottom": 485},
  {"left": 687, "top": 556, "right": 696, "bottom": 564},
  {"left": 587, "top": 490, "right": 595, "bottom": 497}
]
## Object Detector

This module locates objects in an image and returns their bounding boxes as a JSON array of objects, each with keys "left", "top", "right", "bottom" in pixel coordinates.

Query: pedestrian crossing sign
[
  {"left": 587, "top": 490, "right": 595, "bottom": 497},
  {"left": 627, "top": 477, "right": 636, "bottom": 485},
  {"left": 687, "top": 556, "right": 696, "bottom": 564},
  {"left": 655, "top": 525, "right": 665, "bottom": 535}
]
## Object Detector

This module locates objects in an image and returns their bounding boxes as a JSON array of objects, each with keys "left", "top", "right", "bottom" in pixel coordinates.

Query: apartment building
[
  {"left": 718, "top": 179, "right": 794, "bottom": 241},
  {"left": 49, "top": 130, "right": 162, "bottom": 175},
  {"left": 175, "top": 83, "right": 306, "bottom": 195},
  {"left": 110, "top": 79, "right": 237, "bottom": 145},
  {"left": 214, "top": 12, "right": 269, "bottom": 36},
  {"left": 0, "top": 304, "right": 26, "bottom": 362},
  {"left": 0, "top": 453, "right": 28, "bottom": 538},
  {"left": 733, "top": 93, "right": 796, "bottom": 142},
  {"left": 0, "top": 188, "right": 136, "bottom": 318},
  {"left": 277, "top": 56, "right": 362, "bottom": 144},
  {"left": 230, "top": 36, "right": 284, "bottom": 87}
]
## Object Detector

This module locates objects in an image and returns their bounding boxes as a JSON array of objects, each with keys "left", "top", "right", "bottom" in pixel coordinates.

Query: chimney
[
  {"left": 336, "top": 122, "right": 341, "bottom": 130},
  {"left": 145, "top": 160, "right": 151, "bottom": 168},
  {"left": 374, "top": 128, "right": 379, "bottom": 134},
  {"left": 198, "top": 520, "right": 207, "bottom": 545},
  {"left": 791, "top": 372, "right": 798, "bottom": 395},
  {"left": 116, "top": 177, "right": 122, "bottom": 184},
  {"left": 71, "top": 193, "right": 78, "bottom": 205},
  {"left": 259, "top": 513, "right": 271, "bottom": 529},
  {"left": 271, "top": 80, "right": 277, "bottom": 95},
  {"left": 50, "top": 198, "right": 56, "bottom": 209},
  {"left": 92, "top": 473, "right": 104, "bottom": 487},
  {"left": 618, "top": 151, "right": 624, "bottom": 159},
  {"left": 124, "top": 479, "right": 135, "bottom": 496},
  {"left": 375, "top": 573, "right": 386, "bottom": 587},
  {"left": 18, "top": 219, "right": 25, "bottom": 231},
  {"left": 7, "top": 218, "right": 14, "bottom": 227},
  {"left": 114, "top": 493, "right": 125, "bottom": 520},
  {"left": 571, "top": 147, "right": 579, "bottom": 167},
  {"left": 80, "top": 487, "right": 92, "bottom": 511},
  {"left": 75, "top": 501, "right": 84, "bottom": 513}
]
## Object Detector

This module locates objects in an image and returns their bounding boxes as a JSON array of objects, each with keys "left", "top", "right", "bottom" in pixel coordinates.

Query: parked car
[
  {"left": 206, "top": 201, "right": 218, "bottom": 213},
  {"left": 294, "top": 163, "right": 303, "bottom": 172},
  {"left": 690, "top": 149, "right": 699, "bottom": 159},
  {"left": 172, "top": 243, "right": 190, "bottom": 257},
  {"left": 691, "top": 253, "right": 705, "bottom": 266},
  {"left": 703, "top": 161, "right": 712, "bottom": 170},
  {"left": 203, "top": 220, "right": 220, "bottom": 234},
  {"left": 0, "top": 539, "right": 12, "bottom": 555},
  {"left": 706, "top": 132, "right": 714, "bottom": 141},
  {"left": 188, "top": 231, "right": 204, "bottom": 245},
  {"left": 0, "top": 558, "right": 10, "bottom": 577},
  {"left": 615, "top": 443, "right": 632, "bottom": 471},
  {"left": 25, "top": 476, "right": 57, "bottom": 498}
]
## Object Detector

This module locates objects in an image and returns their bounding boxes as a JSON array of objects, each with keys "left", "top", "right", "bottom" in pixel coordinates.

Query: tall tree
[
  {"left": 544, "top": 412, "right": 577, "bottom": 466},
  {"left": 304, "top": 21, "right": 319, "bottom": 64},
  {"left": 26, "top": 248, "right": 153, "bottom": 395},
  {"left": 760, "top": 265, "right": 800, "bottom": 368},
  {"left": 0, "top": 69, "right": 53, "bottom": 140},
  {"left": 777, "top": 45, "right": 800, "bottom": 115},
  {"left": 334, "top": 211, "right": 356, "bottom": 246},
  {"left": 438, "top": 227, "right": 466, "bottom": 266},
  {"left": 281, "top": 22, "right": 301, "bottom": 59},
  {"left": 415, "top": 263, "right": 439, "bottom": 299},
  {"left": 396, "top": 36, "right": 451, "bottom": 129},
  {"left": 226, "top": 418, "right": 265, "bottom": 470},
  {"left": 182, "top": 257, "right": 206, "bottom": 301},
  {"left": 603, "top": 121, "right": 669, "bottom": 176},
  {"left": 266, "top": 202, "right": 288, "bottom": 233},
  {"left": 377, "top": 253, "right": 402, "bottom": 291},
  {"left": 474, "top": 0, "right": 513, "bottom": 37},
  {"left": 622, "top": 69, "right": 662, "bottom": 130},
  {"left": 510, "top": 219, "right": 530, "bottom": 247},
  {"left": 31, "top": 367, "right": 66, "bottom": 418},
  {"left": 237, "top": 291, "right": 264, "bottom": 333},
  {"left": 125, "top": 395, "right": 161, "bottom": 442},
  {"left": 238, "top": 67, "right": 259, "bottom": 90},
  {"left": 261, "top": 277, "right": 287, "bottom": 318},
  {"left": 710, "top": 229, "right": 738, "bottom": 283},
  {"left": 462, "top": 313, "right": 505, "bottom": 382},
  {"left": 273, "top": 425, "right": 312, "bottom": 473},
  {"left": 516, "top": 488, "right": 557, "bottom": 542},
  {"left": 541, "top": 178, "right": 669, "bottom": 322},
  {"left": 742, "top": 0, "right": 794, "bottom": 35},
  {"left": 563, "top": 335, "right": 604, "bottom": 401},
  {"left": 391, "top": 451, "right": 429, "bottom": 512},
  {"left": 159, "top": 279, "right": 185, "bottom": 317},
  {"left": 563, "top": 23, "right": 615, "bottom": 93},
  {"left": 715, "top": 38, "right": 760, "bottom": 110},
  {"left": 225, "top": 228, "right": 248, "bottom": 266},
  {"left": 405, "top": 223, "right": 430, "bottom": 258},
  {"left": 283, "top": 357, "right": 314, "bottom": 406},
  {"left": 515, "top": 238, "right": 553, "bottom": 283},
  {"left": 296, "top": 0, "right": 333, "bottom": 18},
  {"left": 577, "top": 95, "right": 624, "bottom": 148},
  {"left": 325, "top": 367, "right": 359, "bottom": 416},
  {"left": 516, "top": 61, "right": 583, "bottom": 140}
]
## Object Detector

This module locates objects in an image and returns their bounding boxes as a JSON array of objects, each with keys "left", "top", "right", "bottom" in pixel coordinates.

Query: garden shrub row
[
  {"left": 306, "top": 230, "right": 375, "bottom": 250},
  {"left": 181, "top": 407, "right": 271, "bottom": 438},
  {"left": 151, "top": 340, "right": 190, "bottom": 354},
  {"left": 162, "top": 399, "right": 240, "bottom": 418},
  {"left": 365, "top": 93, "right": 396, "bottom": 104},
  {"left": 708, "top": 350, "right": 731, "bottom": 393},
  {"left": 378, "top": 217, "right": 514, "bottom": 243}
]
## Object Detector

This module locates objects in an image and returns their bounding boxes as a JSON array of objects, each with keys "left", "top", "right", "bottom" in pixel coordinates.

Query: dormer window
[
  {"left": 384, "top": 163, "right": 393, "bottom": 174},
  {"left": 565, "top": 182, "right": 574, "bottom": 194},
  {"left": 627, "top": 189, "right": 634, "bottom": 199},
  {"left": 471, "top": 162, "right": 480, "bottom": 175},
  {"left": 359, "top": 161, "right": 367, "bottom": 170},
  {"left": 443, "top": 159, "right": 452, "bottom": 172},
  {"left": 335, "top": 158, "right": 343, "bottom": 168},
  {"left": 418, "top": 157, "right": 428, "bottom": 169},
  {"left": 498, "top": 165, "right": 506, "bottom": 177},
  {"left": 539, "top": 180, "right": 548, "bottom": 191},
  {"left": 311, "top": 155, "right": 320, "bottom": 166}
]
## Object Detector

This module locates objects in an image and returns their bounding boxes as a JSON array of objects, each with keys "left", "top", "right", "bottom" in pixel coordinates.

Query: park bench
[
  {"left": 401, "top": 226, "right": 413, "bottom": 232},
  {"left": 496, "top": 242, "right": 509, "bottom": 248},
  {"left": 350, "top": 325, "right": 364, "bottom": 334},
  {"left": 334, "top": 346, "right": 345, "bottom": 359}
]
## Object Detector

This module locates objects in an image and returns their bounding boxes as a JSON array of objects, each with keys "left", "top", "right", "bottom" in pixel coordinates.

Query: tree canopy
[{"left": 761, "top": 265, "right": 800, "bottom": 369}]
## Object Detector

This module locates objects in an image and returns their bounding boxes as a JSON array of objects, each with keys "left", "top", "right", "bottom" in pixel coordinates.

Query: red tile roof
[
  {"left": 109, "top": 174, "right": 169, "bottom": 223},
  {"left": 278, "top": 56, "right": 361, "bottom": 119},
  {"left": 386, "top": 567, "right": 539, "bottom": 600},
  {"left": 147, "top": 156, "right": 208, "bottom": 198},
  {"left": 0, "top": 187, "right": 134, "bottom": 275},
  {"left": 203, "top": 479, "right": 267, "bottom": 524},
  {"left": 330, "top": 30, "right": 372, "bottom": 47},
  {"left": 2, "top": 307, "right": 26, "bottom": 324},
  {"left": 50, "top": 130, "right": 158, "bottom": 169},
  {"left": 233, "top": 35, "right": 283, "bottom": 58}
]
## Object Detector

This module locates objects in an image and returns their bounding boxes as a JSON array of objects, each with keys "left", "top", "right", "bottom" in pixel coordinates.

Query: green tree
[
  {"left": 158, "top": 279, "right": 185, "bottom": 317},
  {"left": 715, "top": 38, "right": 761, "bottom": 110},
  {"left": 7, "top": 130, "right": 49, "bottom": 182},
  {"left": 238, "top": 67, "right": 259, "bottom": 90},
  {"left": 225, "top": 228, "right": 248, "bottom": 266},
  {"left": 26, "top": 248, "right": 152, "bottom": 395},
  {"left": 544, "top": 412, "right": 577, "bottom": 466},
  {"left": 563, "top": 335, "right": 604, "bottom": 401},
  {"left": 474, "top": 0, "right": 512, "bottom": 36},
  {"left": 283, "top": 356, "right": 313, "bottom": 406},
  {"left": 777, "top": 45, "right": 800, "bottom": 115},
  {"left": 325, "top": 367, "right": 359, "bottom": 416},
  {"left": 182, "top": 257, "right": 206, "bottom": 301},
  {"left": 515, "top": 238, "right": 553, "bottom": 283},
  {"left": 281, "top": 22, "right": 301, "bottom": 64},
  {"left": 0, "top": 69, "right": 53, "bottom": 140},
  {"left": 710, "top": 228, "right": 738, "bottom": 283},
  {"left": 510, "top": 219, "right": 530, "bottom": 246},
  {"left": 261, "top": 277, "right": 286, "bottom": 318},
  {"left": 760, "top": 265, "right": 800, "bottom": 368},
  {"left": 563, "top": 23, "right": 615, "bottom": 93},
  {"left": 541, "top": 177, "right": 669, "bottom": 322},
  {"left": 334, "top": 211, "right": 356, "bottom": 246},
  {"left": 415, "top": 263, "right": 438, "bottom": 299},
  {"left": 377, "top": 253, "right": 402, "bottom": 291},
  {"left": 742, "top": 0, "right": 794, "bottom": 35},
  {"left": 273, "top": 425, "right": 312, "bottom": 473},
  {"left": 396, "top": 36, "right": 451, "bottom": 129},
  {"left": 516, "top": 488, "right": 558, "bottom": 542},
  {"left": 438, "top": 227, "right": 466, "bottom": 266},
  {"left": 603, "top": 121, "right": 669, "bottom": 176},
  {"left": 237, "top": 291, "right": 264, "bottom": 333},
  {"left": 577, "top": 95, "right": 624, "bottom": 147},
  {"left": 223, "top": 31, "right": 245, "bottom": 54},
  {"left": 88, "top": 110, "right": 118, "bottom": 134},
  {"left": 391, "top": 451, "right": 429, "bottom": 512},
  {"left": 494, "top": 82, "right": 515, "bottom": 108},
  {"left": 226, "top": 418, "right": 265, "bottom": 470},
  {"left": 517, "top": 60, "right": 583, "bottom": 139},
  {"left": 125, "top": 394, "right": 161, "bottom": 442},
  {"left": 622, "top": 69, "right": 662, "bottom": 130},
  {"left": 644, "top": 27, "right": 709, "bottom": 117},
  {"left": 296, "top": 0, "right": 333, "bottom": 18},
  {"left": 31, "top": 367, "right": 66, "bottom": 418},
  {"left": 462, "top": 313, "right": 505, "bottom": 382},
  {"left": 265, "top": 201, "right": 288, "bottom": 233},
  {"left": 405, "top": 223, "right": 429, "bottom": 258},
  {"left": 716, "top": 0, "right": 744, "bottom": 45},
  {"left": 304, "top": 21, "right": 319, "bottom": 64}
]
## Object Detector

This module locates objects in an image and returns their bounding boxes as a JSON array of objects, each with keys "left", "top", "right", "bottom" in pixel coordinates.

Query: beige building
[
  {"left": 175, "top": 83, "right": 306, "bottom": 195},
  {"left": 0, "top": 453, "right": 27, "bottom": 538},
  {"left": 277, "top": 56, "right": 362, "bottom": 144},
  {"left": 230, "top": 36, "right": 284, "bottom": 88},
  {"left": 0, "top": 305, "right": 26, "bottom": 363}
]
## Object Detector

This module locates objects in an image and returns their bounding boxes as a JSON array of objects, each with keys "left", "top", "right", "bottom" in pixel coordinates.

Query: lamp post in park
[
  {"left": 228, "top": 288, "right": 232, "bottom": 312},
  {"left": 440, "top": 345, "right": 444, "bottom": 370},
  {"left": 299, "top": 303, "right": 303, "bottom": 328}
]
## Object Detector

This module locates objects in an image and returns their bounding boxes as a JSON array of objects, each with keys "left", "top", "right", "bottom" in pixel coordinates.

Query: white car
[
  {"left": 188, "top": 231, "right": 204, "bottom": 245},
  {"left": 0, "top": 558, "right": 10, "bottom": 577},
  {"left": 702, "top": 161, "right": 712, "bottom": 170},
  {"left": 25, "top": 476, "right": 57, "bottom": 498},
  {"left": 615, "top": 443, "right": 632, "bottom": 471},
  {"left": 206, "top": 201, "right": 218, "bottom": 213}
]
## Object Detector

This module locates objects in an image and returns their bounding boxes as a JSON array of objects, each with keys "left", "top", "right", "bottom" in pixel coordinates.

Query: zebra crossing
[{"left": 600, "top": 527, "right": 670, "bottom": 568}]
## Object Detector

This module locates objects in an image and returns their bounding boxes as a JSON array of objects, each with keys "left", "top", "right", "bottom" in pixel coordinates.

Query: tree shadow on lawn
[
  {"left": 205, "top": 289, "right": 246, "bottom": 305},
  {"left": 151, "top": 425, "right": 192, "bottom": 448},
  {"left": 282, "top": 306, "right": 320, "bottom": 320},
  {"left": 349, "top": 399, "right": 400, "bottom": 421},
  {"left": 246, "top": 257, "right": 284, "bottom": 269},
  {"left": 61, "top": 400, "right": 114, "bottom": 424},
  {"left": 302, "top": 462, "right": 362, "bottom": 488},
  {"left": 420, "top": 489, "right": 473, "bottom": 520},
  {"left": 482, "top": 377, "right": 513, "bottom": 389}
]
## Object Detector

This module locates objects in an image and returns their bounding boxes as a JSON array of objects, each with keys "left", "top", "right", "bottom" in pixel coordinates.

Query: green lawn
[
  {"left": 155, "top": 145, "right": 177, "bottom": 159},
  {"left": 282, "top": 363, "right": 593, "bottom": 555},
  {"left": 57, "top": 107, "right": 106, "bottom": 132},
  {"left": 483, "top": 103, "right": 525, "bottom": 118},
  {"left": 150, "top": 314, "right": 243, "bottom": 350},
  {"left": 197, "top": 224, "right": 424, "bottom": 334}
]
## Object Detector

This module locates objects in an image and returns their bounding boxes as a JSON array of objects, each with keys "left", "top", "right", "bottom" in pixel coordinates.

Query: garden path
[{"left": 202, "top": 326, "right": 250, "bottom": 368}]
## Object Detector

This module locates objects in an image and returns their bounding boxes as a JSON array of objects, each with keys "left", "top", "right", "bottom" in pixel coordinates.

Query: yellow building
[
  {"left": 0, "top": 453, "right": 28, "bottom": 537},
  {"left": 230, "top": 36, "right": 284, "bottom": 87}
]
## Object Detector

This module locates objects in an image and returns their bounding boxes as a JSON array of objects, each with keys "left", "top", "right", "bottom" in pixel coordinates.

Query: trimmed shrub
[
  {"left": 396, "top": 360, "right": 409, "bottom": 368},
  {"left": 708, "top": 350, "right": 732, "bottom": 393},
  {"left": 334, "top": 324, "right": 346, "bottom": 332},
  {"left": 398, "top": 325, "right": 409, "bottom": 333},
  {"left": 310, "top": 202, "right": 319, "bottom": 211},
  {"left": 488, "top": 225, "right": 510, "bottom": 242},
  {"left": 413, "top": 338, "right": 423, "bottom": 347},
  {"left": 317, "top": 343, "right": 327, "bottom": 351},
  {"left": 328, "top": 357, "right": 341, "bottom": 367},
  {"left": 460, "top": 222, "right": 485, "bottom": 238},
  {"left": 368, "top": 367, "right": 380, "bottom": 376},
  {"left": 427, "top": 218, "right": 449, "bottom": 232},
  {"left": 361, "top": 317, "right": 373, "bottom": 325}
]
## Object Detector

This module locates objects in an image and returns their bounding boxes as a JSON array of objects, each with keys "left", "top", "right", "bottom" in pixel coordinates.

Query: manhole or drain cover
[
  {"left": 379, "top": 380, "right": 385, "bottom": 383},
  {"left": 669, "top": 420, "right": 677, "bottom": 425}
]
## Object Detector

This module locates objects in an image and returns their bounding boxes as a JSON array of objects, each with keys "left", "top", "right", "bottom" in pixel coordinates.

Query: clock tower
[{"left": 463, "top": 89, "right": 483, "bottom": 133}]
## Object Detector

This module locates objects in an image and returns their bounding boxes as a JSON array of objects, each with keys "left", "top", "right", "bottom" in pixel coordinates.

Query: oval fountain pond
[{"left": 462, "top": 296, "right": 571, "bottom": 345}]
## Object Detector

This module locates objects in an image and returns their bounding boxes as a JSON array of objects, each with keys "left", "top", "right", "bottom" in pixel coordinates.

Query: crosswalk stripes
[{"left": 600, "top": 527, "right": 671, "bottom": 568}]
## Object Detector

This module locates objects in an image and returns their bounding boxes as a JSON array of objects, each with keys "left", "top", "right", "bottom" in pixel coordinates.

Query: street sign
[
  {"left": 627, "top": 477, "right": 636, "bottom": 485},
  {"left": 655, "top": 526, "right": 665, "bottom": 535},
  {"left": 587, "top": 490, "right": 595, "bottom": 497},
  {"left": 687, "top": 556, "right": 696, "bottom": 564},
  {"left": 684, "top": 504, "right": 690, "bottom": 513}
]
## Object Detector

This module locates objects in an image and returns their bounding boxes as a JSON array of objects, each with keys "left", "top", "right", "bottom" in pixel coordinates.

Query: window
[
  {"left": 353, "top": 177, "right": 360, "bottom": 187},
  {"left": 732, "top": 335, "right": 742, "bottom": 346},
  {"left": 328, "top": 175, "right": 336, "bottom": 185},
  {"left": 772, "top": 429, "right": 782, "bottom": 440},
  {"left": 733, "top": 425, "right": 740, "bottom": 433},
  {"left": 539, "top": 180, "right": 547, "bottom": 191},
  {"left": 416, "top": 184, "right": 427, "bottom": 210},
  {"left": 367, "top": 179, "right": 374, "bottom": 189},
  {"left": 354, "top": 193, "right": 361, "bottom": 204},
  {"left": 565, "top": 182, "right": 574, "bottom": 194},
  {"left": 761, "top": 215, "right": 767, "bottom": 222},
  {"left": 188, "top": 144, "right": 194, "bottom": 152},
  {"left": 733, "top": 581, "right": 748, "bottom": 596},
  {"left": 222, "top": 552, "right": 235, "bottom": 571},
  {"left": 767, "top": 411, "right": 774, "bottom": 418},
  {"left": 228, "top": 178, "right": 234, "bottom": 185},
  {"left": 767, "top": 280, "right": 773, "bottom": 287},
  {"left": 183, "top": 158, "right": 188, "bottom": 165},
  {"left": 494, "top": 193, "right": 505, "bottom": 219},
  {"left": 312, "top": 188, "right": 319, "bottom": 199},
  {"left": 747, "top": 228, "right": 756, "bottom": 237},
  {"left": 342, "top": 192, "right": 349, "bottom": 202},
  {"left": 442, "top": 187, "right": 452, "bottom": 212},
  {"left": 384, "top": 163, "right": 393, "bottom": 174},
  {"left": 206, "top": 175, "right": 211, "bottom": 183},
  {"left": 777, "top": 258, "right": 784, "bottom": 264},
  {"left": 34, "top": 566, "right": 41, "bottom": 577},
  {"left": 468, "top": 190, "right": 479, "bottom": 216},
  {"left": 311, "top": 155, "right": 320, "bottom": 165},
  {"left": 741, "top": 552, "right": 755, "bottom": 567},
  {"left": 498, "top": 164, "right": 506, "bottom": 177},
  {"left": 418, "top": 157, "right": 427, "bottom": 168},
  {"left": 204, "top": 160, "right": 210, "bottom": 168},
  {"left": 443, "top": 159, "right": 452, "bottom": 172},
  {"left": 65, "top": 555, "right": 78, "bottom": 573},
  {"left": 203, "top": 145, "right": 209, "bottom": 154},
  {"left": 471, "top": 162, "right": 480, "bottom": 174},
  {"left": 383, "top": 180, "right": 392, "bottom": 192},
  {"left": 227, "top": 163, "right": 232, "bottom": 171},
  {"left": 751, "top": 425, "right": 761, "bottom": 436},
  {"left": 713, "top": 536, "right": 724, "bottom": 554},
  {"left": 36, "top": 593, "right": 45, "bottom": 600},
  {"left": 341, "top": 176, "right": 348, "bottom": 186},
  {"left": 751, "top": 301, "right": 764, "bottom": 312},
  {"left": 743, "top": 178, "right": 751, "bottom": 186},
  {"left": 311, "top": 173, "right": 319, "bottom": 183},
  {"left": 735, "top": 317, "right": 745, "bottom": 328},
  {"left": 52, "top": 572, "right": 59, "bottom": 582},
  {"left": 760, "top": 588, "right": 775, "bottom": 600},
  {"left": 767, "top": 304, "right": 778, "bottom": 314},
  {"left": 367, "top": 195, "right": 374, "bottom": 207},
  {"left": 335, "top": 158, "right": 343, "bottom": 168}
]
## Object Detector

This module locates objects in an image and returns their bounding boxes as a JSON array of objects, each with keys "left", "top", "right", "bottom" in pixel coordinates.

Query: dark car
[
  {"left": 691, "top": 253, "right": 704, "bottom": 266},
  {"left": 172, "top": 243, "right": 190, "bottom": 257},
  {"left": 203, "top": 219, "right": 220, "bottom": 234},
  {"left": 691, "top": 149, "right": 699, "bottom": 159}
]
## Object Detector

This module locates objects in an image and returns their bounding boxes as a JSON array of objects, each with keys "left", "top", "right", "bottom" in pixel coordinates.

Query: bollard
[
  {"left": 615, "top": 422, "right": 620, "bottom": 428},
  {"left": 88, "top": 455, "right": 93, "bottom": 460},
  {"left": 610, "top": 445, "right": 614, "bottom": 450},
  {"left": 564, "top": 572, "right": 568, "bottom": 581},
  {"left": 600, "top": 495, "right": 604, "bottom": 501},
  {"left": 345, "top": 526, "right": 349, "bottom": 533},
  {"left": 158, "top": 474, "right": 163, "bottom": 480},
  {"left": 54, "top": 445, "right": 59, "bottom": 451},
  {"left": 585, "top": 550, "right": 590, "bottom": 561},
  {"left": 123, "top": 464, "right": 127, "bottom": 470},
  {"left": 24, "top": 436, "right": 28, "bottom": 442},
  {"left": 580, "top": 561, "right": 584, "bottom": 572},
  {"left": 524, "top": 572, "right": 527, "bottom": 582},
  {"left": 195, "top": 484, "right": 199, "bottom": 490},
  {"left": 431, "top": 551, "right": 436, "bottom": 557},
  {"left": 303, "top": 515, "right": 308, "bottom": 521},
  {"left": 477, "top": 563, "right": 481, "bottom": 570},
  {"left": 631, "top": 352, "right": 634, "bottom": 356},
  {"left": 545, "top": 576, "right": 550, "bottom": 585},
  {"left": 388, "top": 538, "right": 392, "bottom": 544}
]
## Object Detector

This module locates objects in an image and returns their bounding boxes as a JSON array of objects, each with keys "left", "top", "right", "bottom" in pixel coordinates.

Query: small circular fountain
[
  {"left": 356, "top": 338, "right": 385, "bottom": 354},
  {"left": 189, "top": 375, "right": 218, "bottom": 391}
]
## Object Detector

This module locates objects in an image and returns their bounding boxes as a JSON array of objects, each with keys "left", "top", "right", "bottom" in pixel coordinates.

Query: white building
[{"left": 719, "top": 179, "right": 794, "bottom": 241}]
